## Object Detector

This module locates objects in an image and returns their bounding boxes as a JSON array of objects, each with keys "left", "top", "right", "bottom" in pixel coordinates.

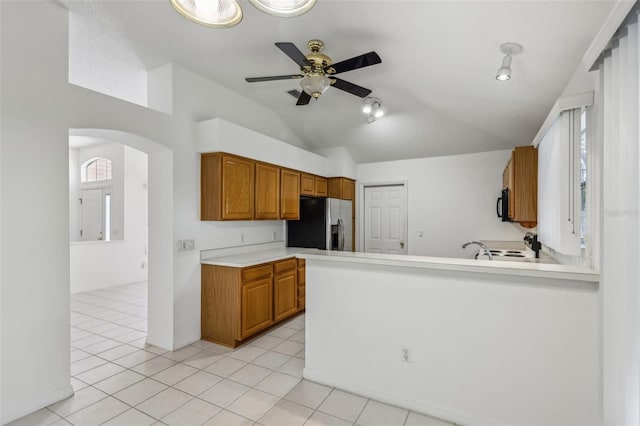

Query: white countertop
[
  {"left": 201, "top": 247, "right": 314, "bottom": 268},
  {"left": 297, "top": 250, "right": 599, "bottom": 283}
]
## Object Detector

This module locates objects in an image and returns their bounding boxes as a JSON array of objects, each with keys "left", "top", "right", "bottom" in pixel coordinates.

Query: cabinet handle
[
  {"left": 400, "top": 241, "right": 405, "bottom": 249},
  {"left": 497, "top": 197, "right": 502, "bottom": 218}
]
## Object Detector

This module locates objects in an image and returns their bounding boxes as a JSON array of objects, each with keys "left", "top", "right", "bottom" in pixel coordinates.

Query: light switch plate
[{"left": 176, "top": 239, "right": 195, "bottom": 252}]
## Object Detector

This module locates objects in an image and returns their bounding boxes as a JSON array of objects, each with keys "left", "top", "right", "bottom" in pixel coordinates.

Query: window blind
[{"left": 537, "top": 109, "right": 581, "bottom": 256}]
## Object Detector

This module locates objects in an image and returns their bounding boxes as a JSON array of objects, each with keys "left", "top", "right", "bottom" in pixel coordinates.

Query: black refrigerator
[{"left": 286, "top": 196, "right": 353, "bottom": 251}]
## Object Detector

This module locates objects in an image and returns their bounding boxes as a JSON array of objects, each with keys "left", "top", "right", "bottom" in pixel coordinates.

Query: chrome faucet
[{"left": 462, "top": 241, "right": 493, "bottom": 260}]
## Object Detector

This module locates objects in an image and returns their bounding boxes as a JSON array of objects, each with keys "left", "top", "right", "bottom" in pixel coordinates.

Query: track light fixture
[
  {"left": 363, "top": 97, "right": 384, "bottom": 123},
  {"left": 495, "top": 42, "right": 523, "bottom": 81},
  {"left": 170, "top": 0, "right": 316, "bottom": 28}
]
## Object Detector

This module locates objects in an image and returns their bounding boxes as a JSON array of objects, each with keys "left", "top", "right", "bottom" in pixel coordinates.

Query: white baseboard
[
  {"left": 173, "top": 332, "right": 201, "bottom": 351},
  {"left": 2, "top": 384, "right": 74, "bottom": 425},
  {"left": 302, "top": 367, "right": 501, "bottom": 426},
  {"left": 145, "top": 333, "right": 174, "bottom": 351}
]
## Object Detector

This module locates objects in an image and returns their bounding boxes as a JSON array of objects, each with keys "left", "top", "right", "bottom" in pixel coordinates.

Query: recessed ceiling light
[
  {"left": 169, "top": 0, "right": 243, "bottom": 28},
  {"left": 248, "top": 0, "right": 317, "bottom": 17}
]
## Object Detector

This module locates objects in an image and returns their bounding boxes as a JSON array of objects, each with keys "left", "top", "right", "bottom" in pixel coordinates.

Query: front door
[
  {"left": 81, "top": 188, "right": 104, "bottom": 241},
  {"left": 363, "top": 184, "right": 407, "bottom": 254}
]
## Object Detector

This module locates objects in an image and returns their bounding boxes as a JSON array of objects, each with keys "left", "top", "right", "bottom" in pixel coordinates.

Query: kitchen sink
[{"left": 476, "top": 249, "right": 535, "bottom": 261}]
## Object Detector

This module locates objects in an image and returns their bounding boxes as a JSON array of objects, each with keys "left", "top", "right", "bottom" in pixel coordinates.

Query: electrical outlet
[{"left": 401, "top": 346, "right": 412, "bottom": 363}]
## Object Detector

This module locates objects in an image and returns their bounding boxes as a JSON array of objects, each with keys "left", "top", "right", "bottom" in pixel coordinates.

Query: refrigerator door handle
[{"left": 337, "top": 218, "right": 345, "bottom": 251}]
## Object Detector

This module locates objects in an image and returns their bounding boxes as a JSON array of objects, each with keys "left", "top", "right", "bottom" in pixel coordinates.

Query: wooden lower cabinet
[
  {"left": 241, "top": 278, "right": 273, "bottom": 339},
  {"left": 274, "top": 271, "right": 297, "bottom": 322},
  {"left": 202, "top": 257, "right": 302, "bottom": 348}
]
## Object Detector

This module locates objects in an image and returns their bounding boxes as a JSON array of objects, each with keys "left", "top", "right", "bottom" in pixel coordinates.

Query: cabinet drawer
[
  {"left": 297, "top": 259, "right": 305, "bottom": 267},
  {"left": 274, "top": 258, "right": 296, "bottom": 274},
  {"left": 242, "top": 264, "right": 272, "bottom": 282}
]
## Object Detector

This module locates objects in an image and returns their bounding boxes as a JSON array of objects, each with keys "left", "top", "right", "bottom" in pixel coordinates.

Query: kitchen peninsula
[
  {"left": 201, "top": 244, "right": 599, "bottom": 425},
  {"left": 298, "top": 250, "right": 599, "bottom": 426}
]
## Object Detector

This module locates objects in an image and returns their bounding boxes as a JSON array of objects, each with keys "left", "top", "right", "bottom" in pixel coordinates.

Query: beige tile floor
[{"left": 9, "top": 282, "right": 455, "bottom": 426}]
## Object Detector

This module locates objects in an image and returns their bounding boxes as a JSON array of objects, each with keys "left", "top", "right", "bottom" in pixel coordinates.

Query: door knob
[{"left": 400, "top": 241, "right": 405, "bottom": 248}]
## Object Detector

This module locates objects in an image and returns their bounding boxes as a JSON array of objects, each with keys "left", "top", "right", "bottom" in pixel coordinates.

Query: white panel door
[
  {"left": 364, "top": 185, "right": 407, "bottom": 254},
  {"left": 81, "top": 188, "right": 104, "bottom": 241}
]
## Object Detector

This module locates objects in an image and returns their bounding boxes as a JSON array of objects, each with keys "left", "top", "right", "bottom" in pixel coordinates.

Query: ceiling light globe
[
  {"left": 248, "top": 0, "right": 316, "bottom": 17},
  {"left": 362, "top": 105, "right": 372, "bottom": 114},
  {"left": 169, "top": 0, "right": 243, "bottom": 28},
  {"left": 300, "top": 75, "right": 330, "bottom": 98},
  {"left": 374, "top": 109, "right": 384, "bottom": 118}
]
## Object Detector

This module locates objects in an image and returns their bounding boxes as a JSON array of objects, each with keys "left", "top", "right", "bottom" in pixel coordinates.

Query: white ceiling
[{"left": 65, "top": 0, "right": 617, "bottom": 163}]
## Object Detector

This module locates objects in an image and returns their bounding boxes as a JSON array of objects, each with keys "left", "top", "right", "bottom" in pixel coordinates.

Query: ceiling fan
[{"left": 245, "top": 39, "right": 381, "bottom": 106}]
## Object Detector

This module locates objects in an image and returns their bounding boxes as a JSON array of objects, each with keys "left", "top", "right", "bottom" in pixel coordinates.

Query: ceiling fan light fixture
[
  {"left": 300, "top": 74, "right": 330, "bottom": 98},
  {"left": 495, "top": 42, "right": 522, "bottom": 81},
  {"left": 169, "top": 0, "right": 243, "bottom": 28},
  {"left": 363, "top": 97, "right": 383, "bottom": 123},
  {"left": 248, "top": 0, "right": 317, "bottom": 17}
]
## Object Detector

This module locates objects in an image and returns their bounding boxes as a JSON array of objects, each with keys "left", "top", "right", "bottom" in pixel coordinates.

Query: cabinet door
[
  {"left": 281, "top": 170, "right": 300, "bottom": 220},
  {"left": 255, "top": 163, "right": 280, "bottom": 220},
  {"left": 241, "top": 278, "right": 273, "bottom": 339},
  {"left": 274, "top": 271, "right": 297, "bottom": 322},
  {"left": 342, "top": 179, "right": 355, "bottom": 201},
  {"left": 314, "top": 177, "right": 328, "bottom": 197},
  {"left": 301, "top": 174, "right": 315, "bottom": 196},
  {"left": 222, "top": 155, "right": 255, "bottom": 220}
]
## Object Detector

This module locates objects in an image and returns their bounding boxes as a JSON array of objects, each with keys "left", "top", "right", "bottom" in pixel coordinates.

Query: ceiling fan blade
[
  {"left": 326, "top": 51, "right": 381, "bottom": 74},
  {"left": 246, "top": 75, "right": 304, "bottom": 82},
  {"left": 296, "top": 91, "right": 312, "bottom": 106},
  {"left": 276, "top": 42, "right": 312, "bottom": 68},
  {"left": 331, "top": 78, "right": 372, "bottom": 98},
  {"left": 287, "top": 89, "right": 301, "bottom": 98}
]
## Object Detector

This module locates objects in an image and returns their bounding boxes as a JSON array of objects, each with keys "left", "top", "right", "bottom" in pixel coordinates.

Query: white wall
[
  {"left": 1, "top": 3, "right": 74, "bottom": 421},
  {"left": 68, "top": 3, "right": 148, "bottom": 107},
  {"left": 304, "top": 259, "right": 600, "bottom": 426},
  {"left": 70, "top": 145, "right": 148, "bottom": 294},
  {"left": 357, "top": 150, "right": 526, "bottom": 258},
  {"left": 0, "top": 2, "right": 324, "bottom": 421},
  {"left": 69, "top": 148, "right": 81, "bottom": 241}
]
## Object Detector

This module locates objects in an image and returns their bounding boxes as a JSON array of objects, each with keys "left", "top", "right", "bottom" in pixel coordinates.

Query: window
[
  {"left": 83, "top": 158, "right": 112, "bottom": 182},
  {"left": 580, "top": 108, "right": 587, "bottom": 247}
]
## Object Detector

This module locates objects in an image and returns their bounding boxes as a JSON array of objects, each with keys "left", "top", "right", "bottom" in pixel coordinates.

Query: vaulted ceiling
[{"left": 64, "top": 0, "right": 617, "bottom": 163}]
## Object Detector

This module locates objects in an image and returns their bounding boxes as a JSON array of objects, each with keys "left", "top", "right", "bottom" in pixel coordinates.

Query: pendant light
[
  {"left": 248, "top": 0, "right": 317, "bottom": 17},
  {"left": 169, "top": 0, "right": 242, "bottom": 28}
]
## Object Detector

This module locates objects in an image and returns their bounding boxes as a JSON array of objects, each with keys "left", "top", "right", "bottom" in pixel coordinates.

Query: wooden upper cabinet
[
  {"left": 281, "top": 169, "right": 300, "bottom": 220},
  {"left": 201, "top": 153, "right": 255, "bottom": 221},
  {"left": 300, "top": 174, "right": 315, "bottom": 196},
  {"left": 255, "top": 163, "right": 280, "bottom": 220},
  {"left": 503, "top": 146, "right": 537, "bottom": 227},
  {"left": 314, "top": 177, "right": 328, "bottom": 197},
  {"left": 328, "top": 177, "right": 355, "bottom": 201}
]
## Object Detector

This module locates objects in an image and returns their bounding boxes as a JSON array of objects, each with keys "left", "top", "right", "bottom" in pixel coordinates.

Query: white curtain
[
  {"left": 537, "top": 109, "right": 582, "bottom": 256},
  {"left": 598, "top": 9, "right": 640, "bottom": 425}
]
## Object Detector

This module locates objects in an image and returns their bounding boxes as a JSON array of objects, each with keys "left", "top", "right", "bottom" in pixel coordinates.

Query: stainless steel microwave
[{"left": 497, "top": 189, "right": 509, "bottom": 222}]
